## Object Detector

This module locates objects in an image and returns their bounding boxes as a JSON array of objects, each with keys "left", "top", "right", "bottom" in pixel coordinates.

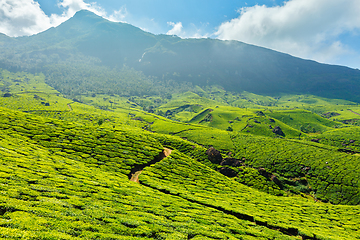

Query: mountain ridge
[{"left": 1, "top": 10, "right": 360, "bottom": 102}]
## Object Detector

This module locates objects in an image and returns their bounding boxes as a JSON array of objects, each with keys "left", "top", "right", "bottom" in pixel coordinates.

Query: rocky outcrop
[
  {"left": 218, "top": 167, "right": 237, "bottom": 177},
  {"left": 272, "top": 126, "right": 285, "bottom": 137},
  {"left": 206, "top": 147, "right": 223, "bottom": 164},
  {"left": 220, "top": 158, "right": 242, "bottom": 167},
  {"left": 258, "top": 168, "right": 283, "bottom": 187},
  {"left": 256, "top": 111, "right": 265, "bottom": 116},
  {"left": 322, "top": 112, "right": 340, "bottom": 118}
]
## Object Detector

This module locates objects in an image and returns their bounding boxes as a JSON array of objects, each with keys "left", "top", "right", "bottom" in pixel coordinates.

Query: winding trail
[
  {"left": 128, "top": 147, "right": 316, "bottom": 239},
  {"left": 129, "top": 148, "right": 172, "bottom": 183},
  {"left": 348, "top": 109, "right": 360, "bottom": 116},
  {"left": 129, "top": 171, "right": 143, "bottom": 183}
]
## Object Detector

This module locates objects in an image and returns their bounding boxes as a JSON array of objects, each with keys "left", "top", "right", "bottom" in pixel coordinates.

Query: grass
[
  {"left": 231, "top": 133, "right": 360, "bottom": 204},
  {"left": 318, "top": 127, "right": 360, "bottom": 152},
  {"left": 2, "top": 68, "right": 360, "bottom": 239},
  {"left": 267, "top": 109, "right": 344, "bottom": 133},
  {"left": 140, "top": 150, "right": 360, "bottom": 240},
  {"left": 0, "top": 108, "right": 303, "bottom": 239}
]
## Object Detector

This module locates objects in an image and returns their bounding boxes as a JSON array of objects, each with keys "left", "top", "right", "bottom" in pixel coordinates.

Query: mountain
[{"left": 1, "top": 10, "right": 360, "bottom": 102}]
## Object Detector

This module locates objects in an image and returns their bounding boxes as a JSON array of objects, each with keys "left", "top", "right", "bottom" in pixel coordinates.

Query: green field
[{"left": 1, "top": 69, "right": 360, "bottom": 239}]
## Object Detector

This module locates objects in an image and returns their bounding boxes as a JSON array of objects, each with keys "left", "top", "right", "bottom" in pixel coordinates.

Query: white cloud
[
  {"left": 166, "top": 22, "right": 183, "bottom": 36},
  {"left": 186, "top": 22, "right": 211, "bottom": 39},
  {"left": 0, "top": 0, "right": 128, "bottom": 37},
  {"left": 0, "top": 0, "right": 52, "bottom": 36},
  {"left": 166, "top": 21, "right": 210, "bottom": 39},
  {"left": 187, "top": 32, "right": 209, "bottom": 39},
  {"left": 215, "top": 0, "right": 360, "bottom": 66},
  {"left": 58, "top": 0, "right": 106, "bottom": 17},
  {"left": 108, "top": 6, "right": 128, "bottom": 22}
]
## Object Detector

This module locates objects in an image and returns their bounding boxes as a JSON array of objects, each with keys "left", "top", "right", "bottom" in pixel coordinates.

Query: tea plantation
[{"left": 1, "top": 69, "right": 360, "bottom": 239}]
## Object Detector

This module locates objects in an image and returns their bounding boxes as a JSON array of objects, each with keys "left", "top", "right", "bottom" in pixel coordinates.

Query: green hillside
[
  {"left": 1, "top": 67, "right": 360, "bottom": 238},
  {"left": 267, "top": 109, "right": 343, "bottom": 133},
  {"left": 2, "top": 68, "right": 360, "bottom": 206},
  {"left": 1, "top": 91, "right": 360, "bottom": 239},
  {"left": 1, "top": 96, "right": 360, "bottom": 239}
]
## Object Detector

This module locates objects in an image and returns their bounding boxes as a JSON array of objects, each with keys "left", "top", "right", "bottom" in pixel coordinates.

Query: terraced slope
[
  {"left": 318, "top": 127, "right": 360, "bottom": 153},
  {"left": 230, "top": 133, "right": 360, "bottom": 204},
  {"left": 0, "top": 108, "right": 309, "bottom": 239},
  {"left": 2, "top": 68, "right": 360, "bottom": 238},
  {"left": 0, "top": 108, "right": 163, "bottom": 176},
  {"left": 267, "top": 110, "right": 343, "bottom": 133},
  {"left": 140, "top": 151, "right": 360, "bottom": 239},
  {"left": 1, "top": 136, "right": 281, "bottom": 239},
  {"left": 2, "top": 69, "right": 360, "bottom": 205},
  {"left": 1, "top": 107, "right": 360, "bottom": 239}
]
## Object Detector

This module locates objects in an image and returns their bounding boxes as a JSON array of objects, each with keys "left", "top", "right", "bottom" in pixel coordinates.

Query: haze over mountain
[{"left": 1, "top": 10, "right": 360, "bottom": 102}]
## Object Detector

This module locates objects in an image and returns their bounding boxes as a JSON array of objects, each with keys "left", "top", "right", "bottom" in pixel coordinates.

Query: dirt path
[
  {"left": 129, "top": 148, "right": 172, "bottom": 183},
  {"left": 129, "top": 170, "right": 143, "bottom": 183},
  {"left": 349, "top": 109, "right": 360, "bottom": 116},
  {"left": 67, "top": 104, "right": 73, "bottom": 111},
  {"left": 163, "top": 148, "right": 172, "bottom": 158}
]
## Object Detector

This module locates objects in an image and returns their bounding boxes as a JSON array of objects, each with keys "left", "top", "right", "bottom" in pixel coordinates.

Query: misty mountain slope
[
  {"left": 0, "top": 33, "right": 13, "bottom": 44},
  {"left": 139, "top": 37, "right": 360, "bottom": 100},
  {"left": 35, "top": 10, "right": 157, "bottom": 65},
  {"left": 1, "top": 10, "right": 360, "bottom": 102}
]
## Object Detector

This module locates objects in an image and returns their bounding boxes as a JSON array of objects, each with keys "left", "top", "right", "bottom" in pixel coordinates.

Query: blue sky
[
  {"left": 36, "top": 0, "right": 283, "bottom": 36},
  {"left": 1, "top": 0, "right": 360, "bottom": 69}
]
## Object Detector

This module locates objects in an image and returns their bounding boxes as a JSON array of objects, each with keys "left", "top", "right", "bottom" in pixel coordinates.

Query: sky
[{"left": 0, "top": 0, "right": 360, "bottom": 69}]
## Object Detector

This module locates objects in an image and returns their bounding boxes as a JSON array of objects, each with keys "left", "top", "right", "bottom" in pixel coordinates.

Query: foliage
[
  {"left": 1, "top": 128, "right": 290, "bottom": 239},
  {"left": 44, "top": 63, "right": 193, "bottom": 101},
  {"left": 267, "top": 109, "right": 343, "bottom": 133},
  {"left": 140, "top": 150, "right": 360, "bottom": 240},
  {"left": 231, "top": 133, "right": 360, "bottom": 204},
  {"left": 318, "top": 127, "right": 360, "bottom": 152},
  {"left": 2, "top": 67, "right": 360, "bottom": 239}
]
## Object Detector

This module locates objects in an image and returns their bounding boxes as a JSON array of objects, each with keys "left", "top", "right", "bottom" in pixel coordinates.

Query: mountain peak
[
  {"left": 47, "top": 9, "right": 110, "bottom": 36},
  {"left": 70, "top": 9, "right": 106, "bottom": 23},
  {"left": 72, "top": 9, "right": 101, "bottom": 18}
]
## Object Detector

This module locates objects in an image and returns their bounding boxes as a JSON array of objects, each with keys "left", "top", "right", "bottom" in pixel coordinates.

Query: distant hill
[{"left": 1, "top": 10, "right": 360, "bottom": 102}]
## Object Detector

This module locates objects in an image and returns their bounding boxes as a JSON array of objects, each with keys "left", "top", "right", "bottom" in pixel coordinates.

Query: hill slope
[{"left": 1, "top": 105, "right": 360, "bottom": 239}]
